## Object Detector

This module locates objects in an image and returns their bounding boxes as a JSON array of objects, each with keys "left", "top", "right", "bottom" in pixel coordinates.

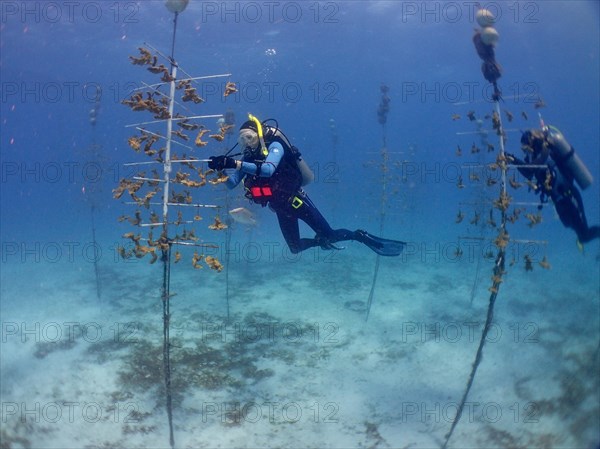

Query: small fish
[{"left": 229, "top": 207, "right": 257, "bottom": 226}]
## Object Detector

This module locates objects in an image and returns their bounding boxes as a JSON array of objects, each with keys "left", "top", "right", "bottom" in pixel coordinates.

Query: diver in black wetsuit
[
  {"left": 507, "top": 126, "right": 600, "bottom": 246},
  {"left": 208, "top": 114, "right": 405, "bottom": 256}
]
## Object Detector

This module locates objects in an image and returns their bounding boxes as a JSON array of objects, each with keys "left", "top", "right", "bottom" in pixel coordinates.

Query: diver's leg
[
  {"left": 275, "top": 209, "right": 321, "bottom": 253},
  {"left": 275, "top": 210, "right": 301, "bottom": 253},
  {"left": 579, "top": 226, "right": 600, "bottom": 243},
  {"left": 569, "top": 188, "right": 600, "bottom": 242},
  {"left": 288, "top": 193, "right": 406, "bottom": 256},
  {"left": 294, "top": 194, "right": 355, "bottom": 244},
  {"left": 294, "top": 194, "right": 332, "bottom": 234},
  {"left": 554, "top": 187, "right": 592, "bottom": 242},
  {"left": 295, "top": 194, "right": 406, "bottom": 255}
]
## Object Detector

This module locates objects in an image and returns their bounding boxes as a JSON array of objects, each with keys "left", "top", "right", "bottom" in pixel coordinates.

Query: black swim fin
[{"left": 355, "top": 230, "right": 406, "bottom": 257}]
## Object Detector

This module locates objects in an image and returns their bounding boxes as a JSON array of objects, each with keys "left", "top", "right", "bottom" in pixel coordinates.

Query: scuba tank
[
  {"left": 545, "top": 126, "right": 593, "bottom": 190},
  {"left": 297, "top": 156, "right": 315, "bottom": 187},
  {"left": 262, "top": 121, "right": 314, "bottom": 187}
]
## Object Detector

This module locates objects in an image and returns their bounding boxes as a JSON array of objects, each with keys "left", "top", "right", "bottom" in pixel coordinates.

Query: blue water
[{"left": 1, "top": 1, "right": 599, "bottom": 448}]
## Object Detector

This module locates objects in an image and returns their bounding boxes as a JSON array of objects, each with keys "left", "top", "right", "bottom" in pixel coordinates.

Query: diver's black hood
[{"left": 240, "top": 120, "right": 258, "bottom": 132}]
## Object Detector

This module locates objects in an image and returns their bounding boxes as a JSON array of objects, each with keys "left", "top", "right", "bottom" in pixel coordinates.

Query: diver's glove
[
  {"left": 208, "top": 156, "right": 237, "bottom": 171},
  {"left": 505, "top": 152, "right": 525, "bottom": 165}
]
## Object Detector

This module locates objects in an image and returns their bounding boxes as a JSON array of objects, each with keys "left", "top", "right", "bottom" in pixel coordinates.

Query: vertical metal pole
[
  {"left": 163, "top": 74, "right": 176, "bottom": 219},
  {"left": 161, "top": 11, "right": 179, "bottom": 449}
]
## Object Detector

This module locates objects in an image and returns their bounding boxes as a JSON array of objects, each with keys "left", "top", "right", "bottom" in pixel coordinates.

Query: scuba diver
[
  {"left": 208, "top": 114, "right": 406, "bottom": 256},
  {"left": 507, "top": 123, "right": 599, "bottom": 246}
]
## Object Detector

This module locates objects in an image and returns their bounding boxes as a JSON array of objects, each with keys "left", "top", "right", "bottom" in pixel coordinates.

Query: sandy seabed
[{"left": 1, "top": 238, "right": 599, "bottom": 449}]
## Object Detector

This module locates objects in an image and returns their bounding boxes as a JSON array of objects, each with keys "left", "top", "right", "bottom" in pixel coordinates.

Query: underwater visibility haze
[{"left": 1, "top": 1, "right": 599, "bottom": 448}]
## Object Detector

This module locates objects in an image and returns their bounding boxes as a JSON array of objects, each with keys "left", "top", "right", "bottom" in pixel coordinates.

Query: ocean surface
[{"left": 1, "top": 1, "right": 599, "bottom": 448}]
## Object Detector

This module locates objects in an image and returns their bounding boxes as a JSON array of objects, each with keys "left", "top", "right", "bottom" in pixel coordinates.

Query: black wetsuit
[
  {"left": 225, "top": 139, "right": 359, "bottom": 253},
  {"left": 510, "top": 142, "right": 600, "bottom": 244},
  {"left": 272, "top": 190, "right": 356, "bottom": 253}
]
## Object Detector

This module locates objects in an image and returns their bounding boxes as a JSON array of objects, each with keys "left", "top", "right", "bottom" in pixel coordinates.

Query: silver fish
[{"left": 229, "top": 207, "right": 257, "bottom": 226}]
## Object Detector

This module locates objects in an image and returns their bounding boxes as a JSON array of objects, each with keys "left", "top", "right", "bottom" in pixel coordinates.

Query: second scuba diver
[
  {"left": 208, "top": 114, "right": 406, "bottom": 256},
  {"left": 507, "top": 123, "right": 600, "bottom": 247}
]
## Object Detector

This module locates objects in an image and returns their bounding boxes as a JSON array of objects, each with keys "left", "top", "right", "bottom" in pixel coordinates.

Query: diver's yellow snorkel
[{"left": 248, "top": 113, "right": 269, "bottom": 157}]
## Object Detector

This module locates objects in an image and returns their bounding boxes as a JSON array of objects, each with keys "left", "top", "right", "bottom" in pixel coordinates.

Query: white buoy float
[
  {"left": 481, "top": 26, "right": 500, "bottom": 46},
  {"left": 476, "top": 9, "right": 496, "bottom": 27},
  {"left": 165, "top": 0, "right": 189, "bottom": 13}
]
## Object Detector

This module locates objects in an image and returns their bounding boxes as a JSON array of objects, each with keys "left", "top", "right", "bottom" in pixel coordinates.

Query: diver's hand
[{"left": 208, "top": 156, "right": 237, "bottom": 171}]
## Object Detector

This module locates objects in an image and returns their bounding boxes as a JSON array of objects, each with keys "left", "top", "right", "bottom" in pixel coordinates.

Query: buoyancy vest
[{"left": 243, "top": 126, "right": 306, "bottom": 206}]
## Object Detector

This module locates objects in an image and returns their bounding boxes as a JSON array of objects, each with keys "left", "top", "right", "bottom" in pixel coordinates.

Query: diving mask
[{"left": 238, "top": 128, "right": 259, "bottom": 151}]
